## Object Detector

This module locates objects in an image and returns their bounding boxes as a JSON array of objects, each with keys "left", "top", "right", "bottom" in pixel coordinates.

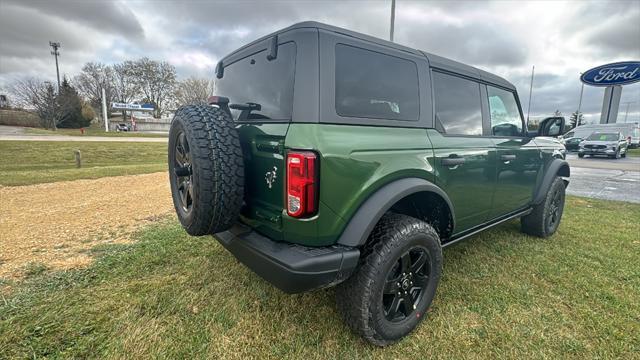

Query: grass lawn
[
  {"left": 0, "top": 141, "right": 167, "bottom": 186},
  {"left": 627, "top": 147, "right": 640, "bottom": 157},
  {"left": 1, "top": 196, "right": 638, "bottom": 359},
  {"left": 24, "top": 127, "right": 167, "bottom": 138}
]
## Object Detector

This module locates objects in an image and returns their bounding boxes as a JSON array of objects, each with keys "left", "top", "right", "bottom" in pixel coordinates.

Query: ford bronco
[{"left": 168, "top": 22, "right": 569, "bottom": 346}]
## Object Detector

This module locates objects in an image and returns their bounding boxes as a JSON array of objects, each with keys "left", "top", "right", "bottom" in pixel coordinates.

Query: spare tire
[{"left": 168, "top": 105, "right": 244, "bottom": 236}]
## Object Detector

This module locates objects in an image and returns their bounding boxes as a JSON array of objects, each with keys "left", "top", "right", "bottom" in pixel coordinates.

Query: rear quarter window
[
  {"left": 216, "top": 42, "right": 296, "bottom": 121},
  {"left": 335, "top": 44, "right": 419, "bottom": 121}
]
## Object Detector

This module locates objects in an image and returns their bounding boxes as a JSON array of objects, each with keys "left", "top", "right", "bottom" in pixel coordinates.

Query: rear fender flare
[{"left": 336, "top": 178, "right": 454, "bottom": 247}]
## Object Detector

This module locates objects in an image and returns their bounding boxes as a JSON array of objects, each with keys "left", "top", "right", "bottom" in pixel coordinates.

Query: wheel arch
[
  {"left": 336, "top": 178, "right": 455, "bottom": 247},
  {"left": 533, "top": 159, "right": 570, "bottom": 205}
]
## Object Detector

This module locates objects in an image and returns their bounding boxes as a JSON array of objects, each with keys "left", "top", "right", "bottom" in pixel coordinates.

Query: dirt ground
[{"left": 0, "top": 172, "right": 173, "bottom": 280}]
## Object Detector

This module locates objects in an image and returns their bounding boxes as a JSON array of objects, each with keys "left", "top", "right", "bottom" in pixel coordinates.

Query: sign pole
[{"left": 102, "top": 87, "right": 109, "bottom": 132}]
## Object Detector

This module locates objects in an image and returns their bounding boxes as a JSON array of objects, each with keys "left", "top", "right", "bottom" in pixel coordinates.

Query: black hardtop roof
[{"left": 222, "top": 21, "right": 516, "bottom": 91}]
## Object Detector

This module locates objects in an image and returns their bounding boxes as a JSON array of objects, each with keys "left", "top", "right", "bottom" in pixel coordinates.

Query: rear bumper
[{"left": 215, "top": 224, "right": 360, "bottom": 293}]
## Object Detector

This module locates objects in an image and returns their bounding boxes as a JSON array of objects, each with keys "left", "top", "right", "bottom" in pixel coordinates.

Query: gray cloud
[
  {"left": 5, "top": 0, "right": 144, "bottom": 39},
  {"left": 585, "top": 9, "right": 640, "bottom": 58},
  {"left": 399, "top": 21, "right": 528, "bottom": 67},
  {"left": 1, "top": 0, "right": 639, "bottom": 121}
]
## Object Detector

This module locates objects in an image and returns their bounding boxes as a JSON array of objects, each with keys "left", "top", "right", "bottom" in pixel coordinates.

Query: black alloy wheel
[
  {"left": 382, "top": 247, "right": 430, "bottom": 322},
  {"left": 545, "top": 184, "right": 563, "bottom": 234},
  {"left": 173, "top": 131, "right": 193, "bottom": 214}
]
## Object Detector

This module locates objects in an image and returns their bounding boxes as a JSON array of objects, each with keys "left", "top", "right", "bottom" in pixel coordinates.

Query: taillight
[{"left": 286, "top": 151, "right": 317, "bottom": 218}]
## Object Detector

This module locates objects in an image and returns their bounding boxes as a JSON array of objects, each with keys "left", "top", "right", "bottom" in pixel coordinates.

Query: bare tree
[
  {"left": 112, "top": 61, "right": 140, "bottom": 121},
  {"left": 10, "top": 77, "right": 61, "bottom": 129},
  {"left": 130, "top": 58, "right": 177, "bottom": 118},
  {"left": 175, "top": 77, "right": 213, "bottom": 107},
  {"left": 74, "top": 62, "right": 114, "bottom": 117}
]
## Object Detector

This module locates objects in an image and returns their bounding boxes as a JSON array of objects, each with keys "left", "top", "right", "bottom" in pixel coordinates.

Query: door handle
[
  {"left": 500, "top": 154, "right": 517, "bottom": 162},
  {"left": 441, "top": 157, "right": 466, "bottom": 167}
]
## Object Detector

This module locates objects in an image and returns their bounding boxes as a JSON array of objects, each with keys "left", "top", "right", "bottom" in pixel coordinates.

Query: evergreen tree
[
  {"left": 569, "top": 111, "right": 584, "bottom": 129},
  {"left": 57, "top": 78, "right": 91, "bottom": 128}
]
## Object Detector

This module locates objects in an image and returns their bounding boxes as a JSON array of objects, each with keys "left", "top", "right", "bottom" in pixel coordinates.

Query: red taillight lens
[{"left": 286, "top": 151, "right": 317, "bottom": 218}]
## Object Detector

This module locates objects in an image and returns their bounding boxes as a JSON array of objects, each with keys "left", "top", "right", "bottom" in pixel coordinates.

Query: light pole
[
  {"left": 621, "top": 101, "right": 637, "bottom": 123},
  {"left": 49, "top": 41, "right": 61, "bottom": 92},
  {"left": 575, "top": 81, "right": 584, "bottom": 127},
  {"left": 526, "top": 65, "right": 535, "bottom": 123},
  {"left": 577, "top": 82, "right": 584, "bottom": 114},
  {"left": 389, "top": 0, "right": 396, "bottom": 42}
]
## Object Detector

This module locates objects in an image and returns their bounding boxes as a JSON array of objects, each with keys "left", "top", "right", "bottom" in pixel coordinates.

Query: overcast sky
[{"left": 1, "top": 0, "right": 639, "bottom": 122}]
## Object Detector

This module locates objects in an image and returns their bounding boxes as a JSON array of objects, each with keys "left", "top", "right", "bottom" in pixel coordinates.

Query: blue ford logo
[{"left": 581, "top": 61, "right": 640, "bottom": 86}]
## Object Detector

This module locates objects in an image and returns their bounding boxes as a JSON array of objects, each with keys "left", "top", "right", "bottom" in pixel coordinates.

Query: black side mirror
[{"left": 537, "top": 117, "right": 565, "bottom": 137}]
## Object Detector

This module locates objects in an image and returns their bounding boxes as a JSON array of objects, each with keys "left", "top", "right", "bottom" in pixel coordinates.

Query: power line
[{"left": 49, "top": 41, "right": 61, "bottom": 92}]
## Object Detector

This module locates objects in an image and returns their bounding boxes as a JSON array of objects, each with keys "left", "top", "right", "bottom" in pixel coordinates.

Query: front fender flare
[
  {"left": 533, "top": 159, "right": 570, "bottom": 205},
  {"left": 336, "top": 178, "right": 454, "bottom": 247}
]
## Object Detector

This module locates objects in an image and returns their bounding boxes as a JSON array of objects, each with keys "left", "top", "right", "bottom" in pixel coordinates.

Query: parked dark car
[
  {"left": 115, "top": 123, "right": 130, "bottom": 132},
  {"left": 578, "top": 132, "right": 628, "bottom": 159},
  {"left": 563, "top": 137, "right": 583, "bottom": 151}
]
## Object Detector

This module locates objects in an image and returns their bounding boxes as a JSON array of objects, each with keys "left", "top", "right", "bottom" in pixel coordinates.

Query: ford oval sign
[{"left": 581, "top": 61, "right": 640, "bottom": 86}]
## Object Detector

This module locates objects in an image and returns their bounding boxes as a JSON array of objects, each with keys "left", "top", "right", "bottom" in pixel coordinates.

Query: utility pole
[
  {"left": 102, "top": 87, "right": 109, "bottom": 132},
  {"left": 575, "top": 81, "right": 585, "bottom": 127},
  {"left": 577, "top": 82, "right": 584, "bottom": 115},
  {"left": 49, "top": 41, "right": 61, "bottom": 92},
  {"left": 621, "top": 101, "right": 636, "bottom": 123},
  {"left": 389, "top": 0, "right": 396, "bottom": 42},
  {"left": 526, "top": 65, "right": 535, "bottom": 123}
]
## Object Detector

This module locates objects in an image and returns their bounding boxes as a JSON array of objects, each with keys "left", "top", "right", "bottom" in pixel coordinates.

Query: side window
[
  {"left": 432, "top": 71, "right": 483, "bottom": 135},
  {"left": 487, "top": 86, "right": 524, "bottom": 136},
  {"left": 335, "top": 44, "right": 419, "bottom": 121}
]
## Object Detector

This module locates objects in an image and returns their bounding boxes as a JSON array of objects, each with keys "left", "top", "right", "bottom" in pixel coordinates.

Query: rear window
[
  {"left": 216, "top": 42, "right": 296, "bottom": 121},
  {"left": 335, "top": 44, "right": 419, "bottom": 121}
]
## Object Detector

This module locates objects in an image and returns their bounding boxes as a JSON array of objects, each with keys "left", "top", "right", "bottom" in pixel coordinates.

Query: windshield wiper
[
  {"left": 229, "top": 102, "right": 263, "bottom": 121},
  {"left": 229, "top": 102, "right": 261, "bottom": 111}
]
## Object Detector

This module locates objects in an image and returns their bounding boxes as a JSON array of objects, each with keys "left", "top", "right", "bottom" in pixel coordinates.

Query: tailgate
[{"left": 238, "top": 123, "right": 290, "bottom": 239}]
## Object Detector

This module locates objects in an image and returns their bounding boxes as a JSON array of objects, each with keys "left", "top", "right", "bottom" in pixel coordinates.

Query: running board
[{"left": 442, "top": 208, "right": 532, "bottom": 248}]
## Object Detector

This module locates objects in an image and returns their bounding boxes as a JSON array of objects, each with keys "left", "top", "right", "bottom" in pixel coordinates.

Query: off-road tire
[
  {"left": 336, "top": 213, "right": 442, "bottom": 346},
  {"left": 168, "top": 105, "right": 244, "bottom": 236},
  {"left": 521, "top": 177, "right": 565, "bottom": 238}
]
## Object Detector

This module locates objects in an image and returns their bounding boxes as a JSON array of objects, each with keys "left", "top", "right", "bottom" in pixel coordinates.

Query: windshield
[{"left": 587, "top": 133, "right": 618, "bottom": 141}]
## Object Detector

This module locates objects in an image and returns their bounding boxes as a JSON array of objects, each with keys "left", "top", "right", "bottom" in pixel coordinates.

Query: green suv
[{"left": 168, "top": 22, "right": 569, "bottom": 346}]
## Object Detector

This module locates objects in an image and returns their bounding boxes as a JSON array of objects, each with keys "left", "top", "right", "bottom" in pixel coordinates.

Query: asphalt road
[
  {"left": 565, "top": 153, "right": 640, "bottom": 172},
  {"left": 564, "top": 153, "right": 640, "bottom": 203},
  {"left": 0, "top": 125, "right": 167, "bottom": 143}
]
